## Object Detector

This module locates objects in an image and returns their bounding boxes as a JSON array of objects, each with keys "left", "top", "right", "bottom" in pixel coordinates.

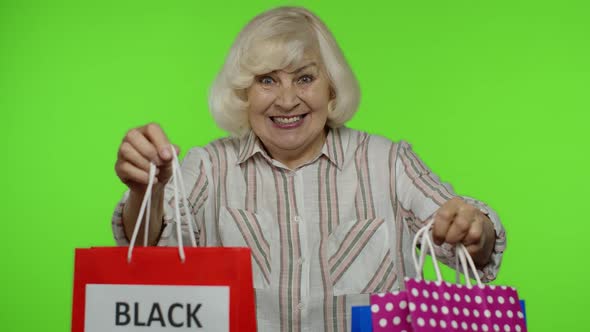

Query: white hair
[{"left": 208, "top": 6, "right": 361, "bottom": 136}]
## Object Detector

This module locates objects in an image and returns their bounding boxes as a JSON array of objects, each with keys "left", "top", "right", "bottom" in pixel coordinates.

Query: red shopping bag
[
  {"left": 71, "top": 246, "right": 256, "bottom": 332},
  {"left": 73, "top": 153, "right": 256, "bottom": 331}
]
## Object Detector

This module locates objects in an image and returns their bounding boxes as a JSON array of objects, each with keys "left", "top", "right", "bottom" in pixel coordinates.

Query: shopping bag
[
  {"left": 72, "top": 148, "right": 256, "bottom": 331},
  {"left": 352, "top": 305, "right": 375, "bottom": 332},
  {"left": 361, "top": 298, "right": 527, "bottom": 332},
  {"left": 370, "top": 219, "right": 526, "bottom": 332},
  {"left": 72, "top": 247, "right": 256, "bottom": 332},
  {"left": 405, "top": 278, "right": 526, "bottom": 332},
  {"left": 370, "top": 291, "right": 413, "bottom": 331}
]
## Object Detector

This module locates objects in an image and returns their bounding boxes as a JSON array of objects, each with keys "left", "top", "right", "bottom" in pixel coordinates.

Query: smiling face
[{"left": 246, "top": 55, "right": 333, "bottom": 169}]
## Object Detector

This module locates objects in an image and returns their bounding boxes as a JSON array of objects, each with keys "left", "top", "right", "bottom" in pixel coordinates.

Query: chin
[{"left": 271, "top": 137, "right": 307, "bottom": 151}]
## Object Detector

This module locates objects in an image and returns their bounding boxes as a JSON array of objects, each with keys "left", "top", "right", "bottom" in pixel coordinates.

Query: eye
[
  {"left": 297, "top": 74, "right": 315, "bottom": 85},
  {"left": 257, "top": 75, "right": 275, "bottom": 85}
]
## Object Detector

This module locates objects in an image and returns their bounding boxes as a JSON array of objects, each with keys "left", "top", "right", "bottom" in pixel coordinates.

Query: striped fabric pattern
[
  {"left": 226, "top": 207, "right": 271, "bottom": 285},
  {"left": 112, "top": 127, "right": 507, "bottom": 332}
]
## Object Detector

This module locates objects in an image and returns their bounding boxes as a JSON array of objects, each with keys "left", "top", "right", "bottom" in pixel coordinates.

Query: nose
[{"left": 275, "top": 84, "right": 300, "bottom": 112}]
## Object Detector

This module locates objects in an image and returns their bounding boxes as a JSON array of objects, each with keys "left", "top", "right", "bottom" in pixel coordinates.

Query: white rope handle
[
  {"left": 411, "top": 218, "right": 483, "bottom": 287},
  {"left": 127, "top": 163, "right": 157, "bottom": 262},
  {"left": 412, "top": 218, "right": 443, "bottom": 282},
  {"left": 171, "top": 147, "right": 197, "bottom": 248},
  {"left": 127, "top": 145, "right": 197, "bottom": 263},
  {"left": 143, "top": 170, "right": 152, "bottom": 247},
  {"left": 455, "top": 244, "right": 483, "bottom": 287}
]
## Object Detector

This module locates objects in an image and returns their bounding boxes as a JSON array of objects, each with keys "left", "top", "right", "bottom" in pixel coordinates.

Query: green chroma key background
[{"left": 1, "top": 0, "right": 588, "bottom": 331}]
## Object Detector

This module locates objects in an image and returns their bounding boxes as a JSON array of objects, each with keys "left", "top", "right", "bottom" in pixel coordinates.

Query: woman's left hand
[{"left": 432, "top": 197, "right": 496, "bottom": 268}]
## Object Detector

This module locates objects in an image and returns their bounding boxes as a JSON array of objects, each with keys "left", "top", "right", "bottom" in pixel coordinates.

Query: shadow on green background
[{"left": 1, "top": 0, "right": 588, "bottom": 330}]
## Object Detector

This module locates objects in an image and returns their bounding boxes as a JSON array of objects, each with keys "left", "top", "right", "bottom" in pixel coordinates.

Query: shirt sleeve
[
  {"left": 111, "top": 147, "right": 211, "bottom": 247},
  {"left": 394, "top": 141, "right": 506, "bottom": 282}
]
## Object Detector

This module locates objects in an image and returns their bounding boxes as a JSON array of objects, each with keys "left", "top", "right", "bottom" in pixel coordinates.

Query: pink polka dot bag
[{"left": 370, "top": 220, "right": 526, "bottom": 332}]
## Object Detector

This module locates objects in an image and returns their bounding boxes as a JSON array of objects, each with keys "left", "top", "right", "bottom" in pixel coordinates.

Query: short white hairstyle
[{"left": 208, "top": 6, "right": 361, "bottom": 136}]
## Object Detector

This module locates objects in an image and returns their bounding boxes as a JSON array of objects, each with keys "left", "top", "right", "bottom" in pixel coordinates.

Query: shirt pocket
[
  {"left": 326, "top": 217, "right": 396, "bottom": 296},
  {"left": 218, "top": 206, "right": 273, "bottom": 290}
]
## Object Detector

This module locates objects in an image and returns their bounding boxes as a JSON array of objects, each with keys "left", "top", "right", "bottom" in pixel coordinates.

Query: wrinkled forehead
[
  {"left": 277, "top": 58, "right": 320, "bottom": 75},
  {"left": 241, "top": 32, "right": 324, "bottom": 76}
]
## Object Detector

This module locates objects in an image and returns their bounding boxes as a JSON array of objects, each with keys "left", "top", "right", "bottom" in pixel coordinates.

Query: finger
[
  {"left": 464, "top": 242, "right": 482, "bottom": 260},
  {"left": 142, "top": 123, "right": 172, "bottom": 161},
  {"left": 432, "top": 211, "right": 454, "bottom": 245},
  {"left": 156, "top": 161, "right": 174, "bottom": 184},
  {"left": 118, "top": 141, "right": 152, "bottom": 173},
  {"left": 153, "top": 144, "right": 179, "bottom": 185},
  {"left": 116, "top": 161, "right": 157, "bottom": 185},
  {"left": 444, "top": 213, "right": 471, "bottom": 245},
  {"left": 462, "top": 217, "right": 483, "bottom": 246},
  {"left": 154, "top": 144, "right": 179, "bottom": 184},
  {"left": 124, "top": 128, "right": 163, "bottom": 165},
  {"left": 432, "top": 200, "right": 459, "bottom": 245}
]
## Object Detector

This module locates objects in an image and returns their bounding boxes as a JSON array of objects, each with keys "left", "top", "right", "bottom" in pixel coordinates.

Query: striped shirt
[{"left": 112, "top": 127, "right": 506, "bottom": 332}]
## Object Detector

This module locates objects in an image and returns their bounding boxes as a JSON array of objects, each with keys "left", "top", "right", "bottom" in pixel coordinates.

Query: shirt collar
[
  {"left": 237, "top": 128, "right": 344, "bottom": 170},
  {"left": 236, "top": 130, "right": 268, "bottom": 164}
]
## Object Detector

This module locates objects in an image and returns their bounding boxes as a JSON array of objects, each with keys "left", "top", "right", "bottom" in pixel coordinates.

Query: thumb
[{"left": 157, "top": 145, "right": 180, "bottom": 184}]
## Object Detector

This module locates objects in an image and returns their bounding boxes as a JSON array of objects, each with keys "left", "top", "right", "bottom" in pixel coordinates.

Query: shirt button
[
  {"left": 297, "top": 303, "right": 305, "bottom": 310},
  {"left": 297, "top": 258, "right": 304, "bottom": 265},
  {"left": 294, "top": 216, "right": 301, "bottom": 223}
]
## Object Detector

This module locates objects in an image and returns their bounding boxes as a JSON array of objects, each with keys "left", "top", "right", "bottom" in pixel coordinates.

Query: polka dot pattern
[
  {"left": 404, "top": 279, "right": 527, "bottom": 332},
  {"left": 370, "top": 291, "right": 413, "bottom": 331},
  {"left": 370, "top": 281, "right": 526, "bottom": 331}
]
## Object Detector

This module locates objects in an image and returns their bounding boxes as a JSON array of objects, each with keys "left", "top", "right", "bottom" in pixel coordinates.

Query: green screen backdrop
[{"left": 1, "top": 0, "right": 588, "bottom": 331}]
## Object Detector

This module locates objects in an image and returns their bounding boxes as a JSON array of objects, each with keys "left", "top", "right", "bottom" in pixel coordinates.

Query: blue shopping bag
[{"left": 351, "top": 306, "right": 373, "bottom": 332}]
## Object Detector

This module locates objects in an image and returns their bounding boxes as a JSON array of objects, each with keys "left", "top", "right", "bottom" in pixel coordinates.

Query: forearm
[{"left": 122, "top": 186, "right": 166, "bottom": 246}]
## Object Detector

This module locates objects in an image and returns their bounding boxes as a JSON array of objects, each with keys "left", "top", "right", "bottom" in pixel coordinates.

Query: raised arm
[{"left": 114, "top": 123, "right": 178, "bottom": 246}]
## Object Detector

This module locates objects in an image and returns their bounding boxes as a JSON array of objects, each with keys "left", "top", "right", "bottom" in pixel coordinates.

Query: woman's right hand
[{"left": 115, "top": 123, "right": 179, "bottom": 194}]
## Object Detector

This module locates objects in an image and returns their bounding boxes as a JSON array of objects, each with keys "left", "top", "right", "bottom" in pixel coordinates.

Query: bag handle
[
  {"left": 412, "top": 218, "right": 483, "bottom": 287},
  {"left": 412, "top": 218, "right": 443, "bottom": 282},
  {"left": 455, "top": 243, "right": 483, "bottom": 287},
  {"left": 127, "top": 145, "right": 197, "bottom": 263}
]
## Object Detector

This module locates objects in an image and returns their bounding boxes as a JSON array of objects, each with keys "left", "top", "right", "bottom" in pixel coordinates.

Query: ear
[
  {"left": 327, "top": 99, "right": 336, "bottom": 114},
  {"left": 329, "top": 86, "right": 336, "bottom": 99},
  {"left": 236, "top": 88, "right": 248, "bottom": 101}
]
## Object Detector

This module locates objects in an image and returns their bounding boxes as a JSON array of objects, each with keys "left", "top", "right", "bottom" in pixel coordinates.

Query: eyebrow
[{"left": 283, "top": 62, "right": 318, "bottom": 75}]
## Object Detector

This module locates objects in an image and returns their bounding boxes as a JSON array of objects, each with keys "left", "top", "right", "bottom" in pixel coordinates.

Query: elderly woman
[{"left": 112, "top": 6, "right": 505, "bottom": 331}]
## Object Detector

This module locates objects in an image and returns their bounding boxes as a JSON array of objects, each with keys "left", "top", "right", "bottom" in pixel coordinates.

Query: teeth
[{"left": 273, "top": 115, "right": 302, "bottom": 124}]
